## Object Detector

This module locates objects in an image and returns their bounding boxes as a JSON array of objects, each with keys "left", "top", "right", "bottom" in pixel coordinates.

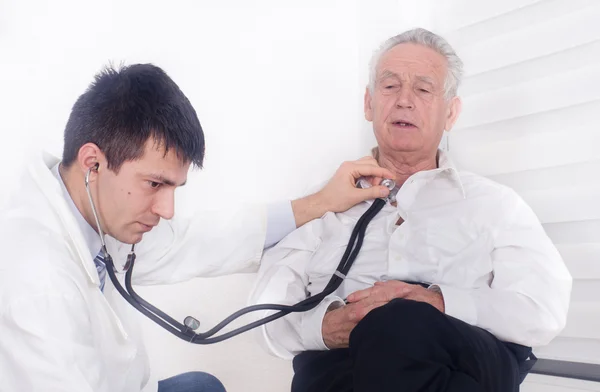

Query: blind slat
[
  {"left": 456, "top": 65, "right": 600, "bottom": 129},
  {"left": 445, "top": 0, "right": 599, "bottom": 51},
  {"left": 560, "top": 302, "right": 600, "bottom": 340},
  {"left": 520, "top": 187, "right": 600, "bottom": 224},
  {"left": 569, "top": 280, "right": 600, "bottom": 304},
  {"left": 433, "top": 0, "right": 543, "bottom": 33},
  {"left": 455, "top": 4, "right": 600, "bottom": 75},
  {"left": 556, "top": 244, "right": 600, "bottom": 280},
  {"left": 543, "top": 220, "right": 600, "bottom": 245},
  {"left": 489, "top": 161, "right": 600, "bottom": 193},
  {"left": 461, "top": 39, "right": 600, "bottom": 97},
  {"left": 454, "top": 99, "right": 599, "bottom": 136},
  {"left": 451, "top": 129, "right": 600, "bottom": 176}
]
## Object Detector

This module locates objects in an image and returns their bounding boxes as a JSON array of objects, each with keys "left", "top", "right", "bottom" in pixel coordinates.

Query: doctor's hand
[
  {"left": 346, "top": 281, "right": 445, "bottom": 313},
  {"left": 292, "top": 157, "right": 395, "bottom": 228}
]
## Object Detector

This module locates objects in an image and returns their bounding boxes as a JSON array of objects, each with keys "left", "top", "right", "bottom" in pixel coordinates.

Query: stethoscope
[{"left": 85, "top": 163, "right": 398, "bottom": 344}]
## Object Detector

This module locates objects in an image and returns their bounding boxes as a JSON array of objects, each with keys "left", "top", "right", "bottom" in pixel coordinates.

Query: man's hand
[
  {"left": 346, "top": 281, "right": 445, "bottom": 313},
  {"left": 322, "top": 297, "right": 390, "bottom": 349},
  {"left": 322, "top": 282, "right": 444, "bottom": 349},
  {"left": 292, "top": 157, "right": 395, "bottom": 227}
]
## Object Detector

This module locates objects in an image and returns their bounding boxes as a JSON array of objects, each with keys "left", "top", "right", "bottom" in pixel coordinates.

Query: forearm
[
  {"left": 291, "top": 194, "right": 327, "bottom": 228},
  {"left": 437, "top": 283, "right": 570, "bottom": 346},
  {"left": 260, "top": 296, "right": 344, "bottom": 358}
]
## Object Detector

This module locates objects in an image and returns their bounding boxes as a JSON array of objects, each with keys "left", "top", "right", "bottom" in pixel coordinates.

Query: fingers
[
  {"left": 319, "top": 157, "right": 395, "bottom": 214},
  {"left": 347, "top": 298, "right": 388, "bottom": 322},
  {"left": 351, "top": 164, "right": 395, "bottom": 182},
  {"left": 346, "top": 157, "right": 395, "bottom": 181},
  {"left": 355, "top": 158, "right": 384, "bottom": 186},
  {"left": 370, "top": 176, "right": 383, "bottom": 187},
  {"left": 344, "top": 282, "right": 419, "bottom": 323},
  {"left": 357, "top": 156, "right": 376, "bottom": 162},
  {"left": 346, "top": 287, "right": 373, "bottom": 303},
  {"left": 355, "top": 185, "right": 390, "bottom": 200},
  {"left": 347, "top": 281, "right": 414, "bottom": 303}
]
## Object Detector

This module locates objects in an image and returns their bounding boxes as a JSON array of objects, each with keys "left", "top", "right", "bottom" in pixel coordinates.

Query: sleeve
[
  {"left": 248, "top": 221, "right": 345, "bottom": 359},
  {"left": 435, "top": 190, "right": 572, "bottom": 347},
  {"left": 126, "top": 203, "right": 268, "bottom": 285},
  {"left": 0, "top": 294, "right": 101, "bottom": 392},
  {"left": 264, "top": 200, "right": 297, "bottom": 249}
]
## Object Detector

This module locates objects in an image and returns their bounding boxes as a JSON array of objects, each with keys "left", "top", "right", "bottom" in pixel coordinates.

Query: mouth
[
  {"left": 138, "top": 222, "right": 156, "bottom": 232},
  {"left": 391, "top": 120, "right": 418, "bottom": 129}
]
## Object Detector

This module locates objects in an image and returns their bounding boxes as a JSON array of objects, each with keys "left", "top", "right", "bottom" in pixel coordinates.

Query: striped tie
[{"left": 94, "top": 251, "right": 107, "bottom": 292}]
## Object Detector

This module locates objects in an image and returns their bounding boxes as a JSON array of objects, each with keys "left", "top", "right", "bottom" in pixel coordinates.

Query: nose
[
  {"left": 395, "top": 87, "right": 415, "bottom": 110},
  {"left": 152, "top": 189, "right": 175, "bottom": 220}
]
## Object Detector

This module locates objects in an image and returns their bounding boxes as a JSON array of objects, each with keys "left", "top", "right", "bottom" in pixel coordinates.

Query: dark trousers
[{"left": 292, "top": 299, "right": 532, "bottom": 392}]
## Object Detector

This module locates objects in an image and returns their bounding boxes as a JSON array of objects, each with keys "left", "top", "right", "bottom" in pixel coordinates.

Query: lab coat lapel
[{"left": 28, "top": 152, "right": 102, "bottom": 287}]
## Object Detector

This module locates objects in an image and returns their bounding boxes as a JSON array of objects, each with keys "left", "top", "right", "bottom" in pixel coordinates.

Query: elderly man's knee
[{"left": 350, "top": 298, "right": 446, "bottom": 346}]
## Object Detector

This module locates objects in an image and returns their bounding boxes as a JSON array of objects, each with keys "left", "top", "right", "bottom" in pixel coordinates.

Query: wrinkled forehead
[{"left": 376, "top": 43, "right": 448, "bottom": 83}]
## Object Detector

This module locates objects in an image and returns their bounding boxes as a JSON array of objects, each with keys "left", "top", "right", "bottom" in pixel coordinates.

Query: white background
[{"left": 1, "top": 1, "right": 598, "bottom": 391}]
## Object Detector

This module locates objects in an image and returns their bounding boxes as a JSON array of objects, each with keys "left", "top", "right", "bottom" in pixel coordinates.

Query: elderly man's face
[{"left": 365, "top": 43, "right": 461, "bottom": 157}]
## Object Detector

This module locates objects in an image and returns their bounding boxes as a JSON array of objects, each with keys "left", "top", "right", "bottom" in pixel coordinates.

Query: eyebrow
[
  {"left": 416, "top": 75, "right": 436, "bottom": 85},
  {"left": 147, "top": 174, "right": 187, "bottom": 187},
  {"left": 378, "top": 70, "right": 401, "bottom": 80},
  {"left": 378, "top": 71, "right": 436, "bottom": 86}
]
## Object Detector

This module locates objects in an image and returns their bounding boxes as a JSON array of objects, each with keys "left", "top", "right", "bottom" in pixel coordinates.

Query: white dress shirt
[{"left": 249, "top": 151, "right": 572, "bottom": 359}]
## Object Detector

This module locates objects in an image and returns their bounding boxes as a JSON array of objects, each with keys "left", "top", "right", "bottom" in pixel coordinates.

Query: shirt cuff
[
  {"left": 434, "top": 284, "right": 478, "bottom": 326},
  {"left": 264, "top": 200, "right": 296, "bottom": 249},
  {"left": 300, "top": 296, "right": 345, "bottom": 351}
]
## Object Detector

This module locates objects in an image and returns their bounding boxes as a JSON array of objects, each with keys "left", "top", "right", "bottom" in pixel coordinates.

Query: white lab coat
[{"left": 0, "top": 152, "right": 267, "bottom": 392}]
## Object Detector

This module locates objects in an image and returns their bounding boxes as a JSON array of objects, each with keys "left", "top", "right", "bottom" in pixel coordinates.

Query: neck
[
  {"left": 376, "top": 148, "right": 438, "bottom": 187},
  {"left": 58, "top": 163, "right": 101, "bottom": 234}
]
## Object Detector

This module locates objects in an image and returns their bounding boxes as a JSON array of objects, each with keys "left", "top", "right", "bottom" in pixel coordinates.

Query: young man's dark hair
[{"left": 62, "top": 63, "right": 205, "bottom": 171}]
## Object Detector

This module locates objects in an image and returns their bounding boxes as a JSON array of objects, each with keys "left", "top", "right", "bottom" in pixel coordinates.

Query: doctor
[{"left": 0, "top": 64, "right": 394, "bottom": 392}]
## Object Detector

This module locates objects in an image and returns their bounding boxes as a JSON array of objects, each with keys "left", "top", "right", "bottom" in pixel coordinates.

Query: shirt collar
[
  {"left": 370, "top": 147, "right": 466, "bottom": 199},
  {"left": 434, "top": 149, "right": 466, "bottom": 199},
  {"left": 51, "top": 162, "right": 102, "bottom": 258}
]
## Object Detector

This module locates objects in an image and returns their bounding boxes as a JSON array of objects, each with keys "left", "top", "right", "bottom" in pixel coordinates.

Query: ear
[
  {"left": 364, "top": 86, "right": 374, "bottom": 122},
  {"left": 444, "top": 96, "right": 462, "bottom": 132},
  {"left": 76, "top": 143, "right": 106, "bottom": 180}
]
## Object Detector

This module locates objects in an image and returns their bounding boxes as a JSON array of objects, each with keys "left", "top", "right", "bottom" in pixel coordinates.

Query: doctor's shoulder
[{"left": 0, "top": 213, "right": 84, "bottom": 305}]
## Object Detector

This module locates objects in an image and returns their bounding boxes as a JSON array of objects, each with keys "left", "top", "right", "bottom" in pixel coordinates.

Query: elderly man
[{"left": 249, "top": 28, "right": 572, "bottom": 392}]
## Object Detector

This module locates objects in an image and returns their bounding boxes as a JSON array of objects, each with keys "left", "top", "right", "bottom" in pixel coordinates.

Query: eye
[
  {"left": 149, "top": 181, "right": 162, "bottom": 189},
  {"left": 418, "top": 88, "right": 431, "bottom": 93},
  {"left": 385, "top": 85, "right": 395, "bottom": 89}
]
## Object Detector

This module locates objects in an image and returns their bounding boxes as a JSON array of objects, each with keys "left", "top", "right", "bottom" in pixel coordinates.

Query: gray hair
[{"left": 368, "top": 28, "right": 463, "bottom": 99}]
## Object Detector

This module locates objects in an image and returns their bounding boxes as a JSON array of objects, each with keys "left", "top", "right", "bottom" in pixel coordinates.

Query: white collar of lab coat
[
  {"left": 29, "top": 151, "right": 103, "bottom": 286},
  {"left": 50, "top": 162, "right": 102, "bottom": 260}
]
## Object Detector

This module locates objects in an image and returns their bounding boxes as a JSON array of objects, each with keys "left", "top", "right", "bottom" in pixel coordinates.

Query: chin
[
  {"left": 113, "top": 231, "right": 144, "bottom": 245},
  {"left": 386, "top": 141, "right": 421, "bottom": 153},
  {"left": 380, "top": 134, "right": 421, "bottom": 152},
  {"left": 129, "top": 233, "right": 145, "bottom": 244}
]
